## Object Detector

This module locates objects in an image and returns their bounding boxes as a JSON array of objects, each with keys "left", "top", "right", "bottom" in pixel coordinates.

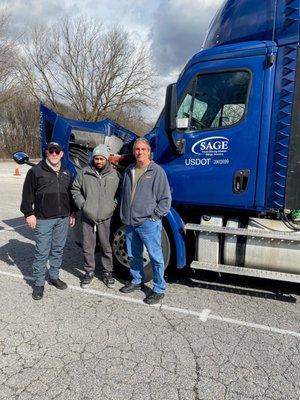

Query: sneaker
[
  {"left": 49, "top": 278, "right": 67, "bottom": 290},
  {"left": 144, "top": 292, "right": 164, "bottom": 305},
  {"left": 80, "top": 272, "right": 95, "bottom": 288},
  {"left": 119, "top": 282, "right": 144, "bottom": 293},
  {"left": 32, "top": 285, "right": 44, "bottom": 300},
  {"left": 102, "top": 272, "right": 115, "bottom": 288}
]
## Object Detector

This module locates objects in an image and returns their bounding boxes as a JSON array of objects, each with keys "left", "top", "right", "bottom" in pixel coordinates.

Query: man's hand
[
  {"left": 69, "top": 213, "right": 76, "bottom": 227},
  {"left": 26, "top": 215, "right": 37, "bottom": 229}
]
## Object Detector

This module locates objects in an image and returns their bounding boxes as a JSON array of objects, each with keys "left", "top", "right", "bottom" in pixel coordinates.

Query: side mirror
[
  {"left": 165, "top": 83, "right": 177, "bottom": 131},
  {"left": 13, "top": 151, "right": 29, "bottom": 165},
  {"left": 12, "top": 151, "right": 36, "bottom": 166},
  {"left": 164, "top": 84, "right": 185, "bottom": 155}
]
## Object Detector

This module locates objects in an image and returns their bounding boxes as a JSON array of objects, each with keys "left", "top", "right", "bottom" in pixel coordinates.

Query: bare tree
[
  {"left": 0, "top": 94, "right": 40, "bottom": 157},
  {"left": 19, "top": 18, "right": 156, "bottom": 121},
  {"left": 0, "top": 10, "right": 19, "bottom": 105}
]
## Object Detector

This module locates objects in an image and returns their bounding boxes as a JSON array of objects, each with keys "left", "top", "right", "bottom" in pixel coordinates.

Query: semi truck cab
[
  {"left": 156, "top": 40, "right": 277, "bottom": 211},
  {"left": 154, "top": 0, "right": 300, "bottom": 213}
]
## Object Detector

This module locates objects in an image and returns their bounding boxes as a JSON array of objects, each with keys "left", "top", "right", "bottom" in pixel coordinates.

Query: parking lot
[{"left": 0, "top": 160, "right": 300, "bottom": 400}]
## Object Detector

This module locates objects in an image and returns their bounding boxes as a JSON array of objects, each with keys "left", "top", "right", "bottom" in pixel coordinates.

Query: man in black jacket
[{"left": 21, "top": 142, "right": 76, "bottom": 300}]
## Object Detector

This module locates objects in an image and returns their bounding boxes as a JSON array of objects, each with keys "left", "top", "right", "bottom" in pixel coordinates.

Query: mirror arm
[
  {"left": 25, "top": 160, "right": 36, "bottom": 167},
  {"left": 165, "top": 84, "right": 185, "bottom": 155}
]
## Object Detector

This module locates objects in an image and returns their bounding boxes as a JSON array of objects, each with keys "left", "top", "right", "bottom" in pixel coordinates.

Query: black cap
[{"left": 47, "top": 142, "right": 62, "bottom": 151}]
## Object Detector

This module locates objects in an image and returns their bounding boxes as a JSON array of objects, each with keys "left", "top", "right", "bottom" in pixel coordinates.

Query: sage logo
[{"left": 191, "top": 136, "right": 229, "bottom": 156}]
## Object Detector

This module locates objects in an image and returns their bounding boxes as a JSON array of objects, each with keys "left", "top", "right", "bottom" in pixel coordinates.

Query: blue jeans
[
  {"left": 125, "top": 219, "right": 166, "bottom": 294},
  {"left": 32, "top": 217, "right": 69, "bottom": 286}
]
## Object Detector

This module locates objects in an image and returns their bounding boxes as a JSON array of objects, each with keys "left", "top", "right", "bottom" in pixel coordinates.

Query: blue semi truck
[{"left": 14, "top": 0, "right": 300, "bottom": 283}]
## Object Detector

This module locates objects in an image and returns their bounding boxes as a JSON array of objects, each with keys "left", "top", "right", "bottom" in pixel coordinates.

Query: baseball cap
[{"left": 47, "top": 142, "right": 62, "bottom": 152}]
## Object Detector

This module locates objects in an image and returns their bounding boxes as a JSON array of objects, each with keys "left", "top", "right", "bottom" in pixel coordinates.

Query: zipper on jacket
[
  {"left": 57, "top": 172, "right": 61, "bottom": 214},
  {"left": 85, "top": 166, "right": 114, "bottom": 223},
  {"left": 128, "top": 169, "right": 133, "bottom": 224},
  {"left": 130, "top": 167, "right": 148, "bottom": 221},
  {"left": 130, "top": 167, "right": 148, "bottom": 203},
  {"left": 96, "top": 173, "right": 102, "bottom": 224},
  {"left": 129, "top": 166, "right": 149, "bottom": 224}
]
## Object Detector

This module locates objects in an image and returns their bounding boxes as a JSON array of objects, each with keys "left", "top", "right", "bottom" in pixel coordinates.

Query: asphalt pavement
[{"left": 0, "top": 161, "right": 299, "bottom": 400}]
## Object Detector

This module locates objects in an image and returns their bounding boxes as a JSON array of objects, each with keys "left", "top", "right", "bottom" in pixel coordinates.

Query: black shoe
[
  {"left": 119, "top": 282, "right": 144, "bottom": 293},
  {"left": 81, "top": 272, "right": 95, "bottom": 288},
  {"left": 49, "top": 278, "right": 67, "bottom": 290},
  {"left": 144, "top": 292, "right": 165, "bottom": 305},
  {"left": 102, "top": 272, "right": 115, "bottom": 288},
  {"left": 32, "top": 285, "right": 44, "bottom": 300}
]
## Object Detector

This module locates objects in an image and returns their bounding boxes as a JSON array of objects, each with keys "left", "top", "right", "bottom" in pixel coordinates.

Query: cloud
[
  {"left": 1, "top": 0, "right": 79, "bottom": 35},
  {"left": 2, "top": 0, "right": 222, "bottom": 76},
  {"left": 149, "top": 0, "right": 223, "bottom": 76},
  {"left": 0, "top": 0, "right": 160, "bottom": 42},
  {"left": 74, "top": 0, "right": 159, "bottom": 42},
  {"left": 0, "top": 0, "right": 222, "bottom": 122}
]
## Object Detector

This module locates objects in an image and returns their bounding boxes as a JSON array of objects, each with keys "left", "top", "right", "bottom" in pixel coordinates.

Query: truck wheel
[{"left": 112, "top": 223, "right": 171, "bottom": 283}]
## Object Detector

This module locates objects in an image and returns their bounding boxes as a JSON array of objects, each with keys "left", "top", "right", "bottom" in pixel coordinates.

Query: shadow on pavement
[
  {"left": 0, "top": 239, "right": 35, "bottom": 287},
  {"left": 2, "top": 217, "right": 33, "bottom": 241},
  {"left": 165, "top": 267, "right": 298, "bottom": 303},
  {"left": 0, "top": 217, "right": 85, "bottom": 286}
]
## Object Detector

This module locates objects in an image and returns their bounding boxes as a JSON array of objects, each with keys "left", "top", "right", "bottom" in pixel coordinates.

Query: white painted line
[
  {"left": 69, "top": 285, "right": 145, "bottom": 305},
  {"left": 0, "top": 270, "right": 34, "bottom": 281},
  {"left": 0, "top": 223, "right": 27, "bottom": 232},
  {"left": 161, "top": 304, "right": 209, "bottom": 318},
  {"left": 208, "top": 315, "right": 300, "bottom": 338},
  {"left": 199, "top": 308, "right": 211, "bottom": 322},
  {"left": 0, "top": 269, "right": 299, "bottom": 339}
]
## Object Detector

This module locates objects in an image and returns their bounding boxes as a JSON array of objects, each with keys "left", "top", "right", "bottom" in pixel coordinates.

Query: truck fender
[{"left": 165, "top": 207, "right": 186, "bottom": 269}]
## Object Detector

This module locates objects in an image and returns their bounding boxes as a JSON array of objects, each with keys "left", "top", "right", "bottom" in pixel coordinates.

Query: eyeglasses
[{"left": 48, "top": 149, "right": 61, "bottom": 155}]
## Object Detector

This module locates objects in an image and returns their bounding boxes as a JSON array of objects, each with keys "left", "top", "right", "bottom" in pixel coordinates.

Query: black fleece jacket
[{"left": 20, "top": 160, "right": 74, "bottom": 219}]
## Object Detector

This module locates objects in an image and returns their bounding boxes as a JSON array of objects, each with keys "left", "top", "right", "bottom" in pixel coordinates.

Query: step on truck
[{"left": 14, "top": 0, "right": 300, "bottom": 284}]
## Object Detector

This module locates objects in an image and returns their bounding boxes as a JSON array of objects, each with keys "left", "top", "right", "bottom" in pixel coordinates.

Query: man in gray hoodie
[{"left": 71, "top": 144, "right": 120, "bottom": 288}]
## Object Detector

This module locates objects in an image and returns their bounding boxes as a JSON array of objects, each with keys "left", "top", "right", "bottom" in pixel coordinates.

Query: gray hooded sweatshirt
[{"left": 71, "top": 162, "right": 120, "bottom": 224}]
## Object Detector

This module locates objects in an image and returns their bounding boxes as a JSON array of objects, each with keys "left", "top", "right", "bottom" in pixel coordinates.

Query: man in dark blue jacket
[
  {"left": 21, "top": 142, "right": 76, "bottom": 300},
  {"left": 119, "top": 138, "right": 171, "bottom": 305}
]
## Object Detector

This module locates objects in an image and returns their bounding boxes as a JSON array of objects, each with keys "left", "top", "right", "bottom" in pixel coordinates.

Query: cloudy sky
[{"left": 1, "top": 0, "right": 223, "bottom": 121}]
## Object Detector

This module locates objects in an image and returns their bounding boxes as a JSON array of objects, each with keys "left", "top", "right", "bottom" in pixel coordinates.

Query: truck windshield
[{"left": 176, "top": 70, "right": 250, "bottom": 132}]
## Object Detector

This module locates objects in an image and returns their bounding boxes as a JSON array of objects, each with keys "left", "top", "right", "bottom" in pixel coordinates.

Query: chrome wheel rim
[{"left": 112, "top": 226, "right": 150, "bottom": 268}]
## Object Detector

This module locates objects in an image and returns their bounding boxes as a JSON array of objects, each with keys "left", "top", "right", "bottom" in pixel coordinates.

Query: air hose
[{"left": 279, "top": 210, "right": 300, "bottom": 231}]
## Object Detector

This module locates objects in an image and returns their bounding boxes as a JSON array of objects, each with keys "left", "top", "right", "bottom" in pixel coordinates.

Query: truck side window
[
  {"left": 211, "top": 104, "right": 245, "bottom": 127},
  {"left": 176, "top": 71, "right": 250, "bottom": 132},
  {"left": 177, "top": 94, "right": 208, "bottom": 122}
]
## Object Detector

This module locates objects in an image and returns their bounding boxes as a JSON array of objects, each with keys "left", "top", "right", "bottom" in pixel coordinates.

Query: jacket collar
[
  {"left": 129, "top": 160, "right": 154, "bottom": 172},
  {"left": 85, "top": 161, "right": 112, "bottom": 176},
  {"left": 40, "top": 159, "right": 67, "bottom": 174}
]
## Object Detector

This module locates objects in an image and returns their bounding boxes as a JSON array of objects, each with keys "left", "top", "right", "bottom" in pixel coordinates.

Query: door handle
[{"left": 233, "top": 169, "right": 250, "bottom": 193}]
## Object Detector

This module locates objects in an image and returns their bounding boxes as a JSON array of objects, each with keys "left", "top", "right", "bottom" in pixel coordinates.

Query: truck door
[{"left": 164, "top": 51, "right": 270, "bottom": 209}]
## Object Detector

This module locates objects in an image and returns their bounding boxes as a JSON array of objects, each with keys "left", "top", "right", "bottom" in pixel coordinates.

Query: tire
[{"left": 112, "top": 223, "right": 171, "bottom": 282}]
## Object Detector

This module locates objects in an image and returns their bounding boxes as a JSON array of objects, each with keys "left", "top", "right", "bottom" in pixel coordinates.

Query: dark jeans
[
  {"left": 82, "top": 217, "right": 113, "bottom": 274},
  {"left": 32, "top": 217, "right": 69, "bottom": 286}
]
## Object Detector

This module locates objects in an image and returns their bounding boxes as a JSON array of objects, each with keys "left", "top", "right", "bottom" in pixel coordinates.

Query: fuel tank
[{"left": 224, "top": 217, "right": 300, "bottom": 274}]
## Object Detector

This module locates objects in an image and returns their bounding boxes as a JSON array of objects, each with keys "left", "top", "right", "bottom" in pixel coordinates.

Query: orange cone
[{"left": 13, "top": 166, "right": 21, "bottom": 176}]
